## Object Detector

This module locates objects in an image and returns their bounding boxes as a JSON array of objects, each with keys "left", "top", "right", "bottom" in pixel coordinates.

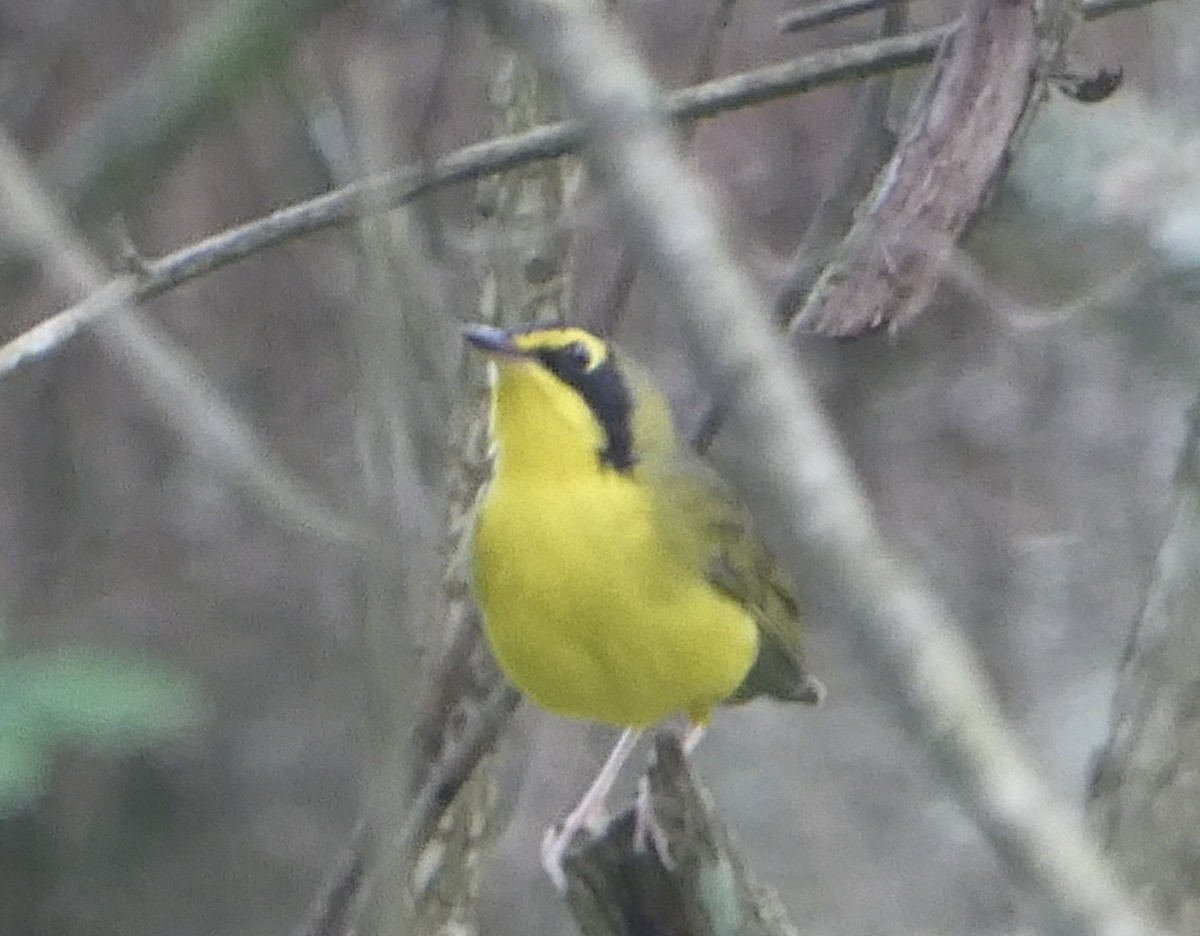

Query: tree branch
[
  {"left": 0, "top": 0, "right": 1159, "bottom": 381},
  {"left": 478, "top": 0, "right": 1163, "bottom": 934},
  {"left": 773, "top": 0, "right": 904, "bottom": 323},
  {"left": 790, "top": 0, "right": 1061, "bottom": 335},
  {"left": 561, "top": 734, "right": 801, "bottom": 936},
  {"left": 778, "top": 0, "right": 904, "bottom": 33}
]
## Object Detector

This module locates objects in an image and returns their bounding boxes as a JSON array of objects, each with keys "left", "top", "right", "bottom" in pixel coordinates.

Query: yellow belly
[{"left": 472, "top": 470, "right": 758, "bottom": 728}]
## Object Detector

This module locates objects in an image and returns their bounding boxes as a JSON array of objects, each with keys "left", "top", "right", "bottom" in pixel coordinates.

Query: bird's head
[{"left": 464, "top": 323, "right": 649, "bottom": 477}]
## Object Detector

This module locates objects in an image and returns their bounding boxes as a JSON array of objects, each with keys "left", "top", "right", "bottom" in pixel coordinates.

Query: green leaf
[{"left": 7, "top": 647, "right": 203, "bottom": 749}]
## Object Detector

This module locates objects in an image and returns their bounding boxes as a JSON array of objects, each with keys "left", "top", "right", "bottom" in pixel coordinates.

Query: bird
[{"left": 464, "top": 321, "right": 822, "bottom": 887}]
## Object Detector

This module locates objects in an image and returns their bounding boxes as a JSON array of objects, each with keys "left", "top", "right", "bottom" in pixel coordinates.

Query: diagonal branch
[
  {"left": 0, "top": 24, "right": 945, "bottom": 380},
  {"left": 1, "top": 0, "right": 1159, "bottom": 381},
  {"left": 779, "top": 0, "right": 905, "bottom": 33},
  {"left": 791, "top": 0, "right": 1064, "bottom": 336},
  {"left": 478, "top": 0, "right": 1164, "bottom": 934}
]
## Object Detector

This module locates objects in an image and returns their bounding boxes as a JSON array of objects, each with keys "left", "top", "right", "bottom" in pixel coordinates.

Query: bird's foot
[
  {"left": 541, "top": 728, "right": 641, "bottom": 890},
  {"left": 540, "top": 823, "right": 572, "bottom": 891},
  {"left": 540, "top": 801, "right": 610, "bottom": 890}
]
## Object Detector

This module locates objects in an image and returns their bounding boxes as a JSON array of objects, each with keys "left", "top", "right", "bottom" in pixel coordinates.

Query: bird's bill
[{"left": 463, "top": 324, "right": 525, "bottom": 358}]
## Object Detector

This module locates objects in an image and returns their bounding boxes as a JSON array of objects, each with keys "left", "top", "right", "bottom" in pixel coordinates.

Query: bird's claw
[
  {"left": 540, "top": 822, "right": 571, "bottom": 891},
  {"left": 540, "top": 803, "right": 610, "bottom": 890}
]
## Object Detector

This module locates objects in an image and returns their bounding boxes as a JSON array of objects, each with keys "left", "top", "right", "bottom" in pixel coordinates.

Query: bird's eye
[{"left": 561, "top": 341, "right": 591, "bottom": 372}]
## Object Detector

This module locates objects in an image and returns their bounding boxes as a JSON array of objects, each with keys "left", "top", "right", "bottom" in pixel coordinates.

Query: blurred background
[{"left": 0, "top": 0, "right": 1196, "bottom": 934}]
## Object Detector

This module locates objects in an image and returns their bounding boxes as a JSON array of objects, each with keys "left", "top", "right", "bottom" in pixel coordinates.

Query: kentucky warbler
[{"left": 465, "top": 322, "right": 821, "bottom": 883}]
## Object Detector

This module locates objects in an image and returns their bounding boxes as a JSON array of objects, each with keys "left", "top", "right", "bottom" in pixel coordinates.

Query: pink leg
[{"left": 541, "top": 727, "right": 641, "bottom": 889}]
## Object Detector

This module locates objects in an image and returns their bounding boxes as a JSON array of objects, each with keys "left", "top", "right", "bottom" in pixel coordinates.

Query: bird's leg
[
  {"left": 541, "top": 727, "right": 641, "bottom": 889},
  {"left": 633, "top": 721, "right": 707, "bottom": 870}
]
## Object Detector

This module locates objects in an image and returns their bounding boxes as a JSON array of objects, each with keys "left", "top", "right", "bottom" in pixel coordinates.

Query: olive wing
[{"left": 645, "top": 452, "right": 823, "bottom": 706}]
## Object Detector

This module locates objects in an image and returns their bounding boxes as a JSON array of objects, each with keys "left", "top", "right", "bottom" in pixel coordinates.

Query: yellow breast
[
  {"left": 465, "top": 325, "right": 761, "bottom": 728},
  {"left": 472, "top": 466, "right": 758, "bottom": 728}
]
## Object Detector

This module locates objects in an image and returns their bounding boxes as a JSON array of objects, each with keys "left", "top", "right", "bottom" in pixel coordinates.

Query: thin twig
[
  {"left": 143, "top": 24, "right": 947, "bottom": 289},
  {"left": 779, "top": 0, "right": 906, "bottom": 33},
  {"left": 3, "top": 0, "right": 1157, "bottom": 379},
  {"left": 2, "top": 26, "right": 947, "bottom": 379},
  {"left": 781, "top": 0, "right": 1151, "bottom": 32},
  {"left": 479, "top": 1, "right": 1163, "bottom": 934}
]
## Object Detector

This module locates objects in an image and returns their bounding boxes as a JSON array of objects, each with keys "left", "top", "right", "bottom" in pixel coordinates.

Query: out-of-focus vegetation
[{"left": 0, "top": 628, "right": 203, "bottom": 816}]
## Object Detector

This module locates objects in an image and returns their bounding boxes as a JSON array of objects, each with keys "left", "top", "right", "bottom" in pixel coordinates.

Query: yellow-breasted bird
[{"left": 465, "top": 322, "right": 822, "bottom": 885}]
